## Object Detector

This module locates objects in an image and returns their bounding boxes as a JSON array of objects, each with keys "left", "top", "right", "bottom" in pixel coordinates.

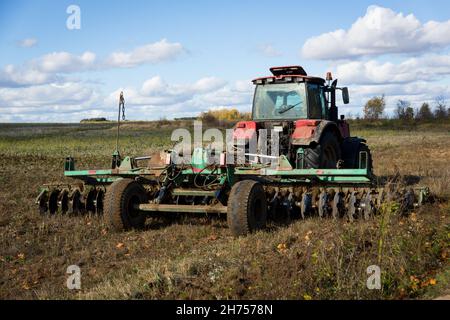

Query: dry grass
[{"left": 0, "top": 121, "right": 448, "bottom": 299}]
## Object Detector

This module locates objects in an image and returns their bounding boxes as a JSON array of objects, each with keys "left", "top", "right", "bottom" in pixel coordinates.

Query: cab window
[{"left": 307, "top": 83, "right": 325, "bottom": 119}]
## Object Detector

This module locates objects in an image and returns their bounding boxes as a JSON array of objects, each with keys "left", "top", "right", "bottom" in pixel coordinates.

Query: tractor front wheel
[
  {"left": 227, "top": 180, "right": 267, "bottom": 237},
  {"left": 105, "top": 179, "right": 148, "bottom": 231}
]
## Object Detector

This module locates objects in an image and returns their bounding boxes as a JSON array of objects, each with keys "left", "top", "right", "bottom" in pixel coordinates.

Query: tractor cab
[{"left": 251, "top": 66, "right": 349, "bottom": 122}]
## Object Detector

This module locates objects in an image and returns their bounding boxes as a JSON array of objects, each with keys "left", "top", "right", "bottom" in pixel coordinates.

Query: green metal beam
[{"left": 234, "top": 168, "right": 370, "bottom": 176}]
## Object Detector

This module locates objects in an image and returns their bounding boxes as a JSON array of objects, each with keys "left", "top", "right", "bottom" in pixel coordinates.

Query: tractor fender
[
  {"left": 291, "top": 120, "right": 342, "bottom": 146},
  {"left": 232, "top": 121, "right": 257, "bottom": 142}
]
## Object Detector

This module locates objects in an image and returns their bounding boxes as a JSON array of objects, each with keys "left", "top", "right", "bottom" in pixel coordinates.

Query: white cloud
[
  {"left": 35, "top": 51, "right": 97, "bottom": 73},
  {"left": 107, "top": 39, "right": 185, "bottom": 68},
  {"left": 0, "top": 82, "right": 100, "bottom": 108},
  {"left": 0, "top": 64, "right": 58, "bottom": 87},
  {"left": 105, "top": 77, "right": 253, "bottom": 120},
  {"left": 302, "top": 5, "right": 450, "bottom": 60},
  {"left": 0, "top": 82, "right": 102, "bottom": 122},
  {"left": 18, "top": 38, "right": 38, "bottom": 48},
  {"left": 257, "top": 44, "right": 282, "bottom": 57},
  {"left": 335, "top": 54, "right": 450, "bottom": 85},
  {"left": 1, "top": 39, "right": 185, "bottom": 88},
  {"left": 133, "top": 76, "right": 227, "bottom": 106}
]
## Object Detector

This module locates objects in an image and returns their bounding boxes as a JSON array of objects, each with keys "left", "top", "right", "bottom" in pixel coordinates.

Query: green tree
[
  {"left": 434, "top": 96, "right": 448, "bottom": 119},
  {"left": 363, "top": 95, "right": 385, "bottom": 120},
  {"left": 395, "top": 100, "right": 414, "bottom": 120},
  {"left": 416, "top": 102, "right": 433, "bottom": 120}
]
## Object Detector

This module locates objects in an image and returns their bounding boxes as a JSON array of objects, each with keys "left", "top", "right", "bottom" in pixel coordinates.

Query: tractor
[
  {"left": 36, "top": 66, "right": 430, "bottom": 236},
  {"left": 233, "top": 65, "right": 371, "bottom": 172}
]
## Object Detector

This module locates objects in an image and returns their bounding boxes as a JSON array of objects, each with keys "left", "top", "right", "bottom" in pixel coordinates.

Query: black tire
[
  {"left": 105, "top": 179, "right": 148, "bottom": 231},
  {"left": 227, "top": 180, "right": 267, "bottom": 237},
  {"left": 303, "top": 131, "right": 341, "bottom": 169}
]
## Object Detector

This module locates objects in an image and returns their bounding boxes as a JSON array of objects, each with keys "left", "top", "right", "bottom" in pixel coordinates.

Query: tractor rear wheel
[
  {"left": 227, "top": 180, "right": 267, "bottom": 237},
  {"left": 303, "top": 131, "right": 341, "bottom": 169},
  {"left": 105, "top": 179, "right": 148, "bottom": 231}
]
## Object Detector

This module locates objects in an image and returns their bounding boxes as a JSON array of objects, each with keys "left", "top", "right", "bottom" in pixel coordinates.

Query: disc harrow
[
  {"left": 36, "top": 185, "right": 106, "bottom": 215},
  {"left": 35, "top": 149, "right": 433, "bottom": 237}
]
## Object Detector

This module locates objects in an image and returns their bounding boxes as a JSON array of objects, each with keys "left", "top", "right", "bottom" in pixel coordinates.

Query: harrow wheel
[
  {"left": 105, "top": 179, "right": 148, "bottom": 231},
  {"left": 227, "top": 180, "right": 267, "bottom": 237}
]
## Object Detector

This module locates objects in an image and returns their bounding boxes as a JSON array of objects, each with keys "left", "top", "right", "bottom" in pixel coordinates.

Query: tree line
[{"left": 362, "top": 95, "right": 449, "bottom": 120}]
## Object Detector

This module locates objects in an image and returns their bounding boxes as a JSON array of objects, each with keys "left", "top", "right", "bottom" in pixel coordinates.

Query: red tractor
[{"left": 232, "top": 65, "right": 372, "bottom": 172}]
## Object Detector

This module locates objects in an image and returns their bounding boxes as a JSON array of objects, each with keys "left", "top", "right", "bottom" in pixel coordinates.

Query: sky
[{"left": 1, "top": 0, "right": 450, "bottom": 122}]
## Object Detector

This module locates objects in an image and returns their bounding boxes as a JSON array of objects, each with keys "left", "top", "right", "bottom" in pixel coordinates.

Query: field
[{"left": 0, "top": 121, "right": 449, "bottom": 299}]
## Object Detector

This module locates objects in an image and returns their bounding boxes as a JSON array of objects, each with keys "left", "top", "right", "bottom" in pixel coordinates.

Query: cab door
[{"left": 307, "top": 83, "right": 327, "bottom": 119}]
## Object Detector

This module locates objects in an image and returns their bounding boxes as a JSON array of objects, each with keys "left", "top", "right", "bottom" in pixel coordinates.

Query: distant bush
[
  {"left": 395, "top": 100, "right": 415, "bottom": 121},
  {"left": 199, "top": 108, "right": 251, "bottom": 126},
  {"left": 416, "top": 103, "right": 433, "bottom": 120},
  {"left": 156, "top": 116, "right": 171, "bottom": 127},
  {"left": 432, "top": 96, "right": 448, "bottom": 120},
  {"left": 80, "top": 117, "right": 107, "bottom": 123}
]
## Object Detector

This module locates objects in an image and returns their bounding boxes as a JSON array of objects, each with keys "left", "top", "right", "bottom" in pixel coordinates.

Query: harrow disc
[
  {"left": 400, "top": 188, "right": 415, "bottom": 215},
  {"left": 48, "top": 189, "right": 60, "bottom": 215},
  {"left": 318, "top": 190, "right": 328, "bottom": 218},
  {"left": 347, "top": 191, "right": 358, "bottom": 222},
  {"left": 361, "top": 192, "right": 373, "bottom": 220},
  {"left": 85, "top": 189, "right": 97, "bottom": 214},
  {"left": 70, "top": 189, "right": 85, "bottom": 214},
  {"left": 38, "top": 191, "right": 48, "bottom": 215},
  {"left": 59, "top": 189, "right": 69, "bottom": 214},
  {"left": 300, "top": 192, "right": 312, "bottom": 219},
  {"left": 332, "top": 191, "right": 345, "bottom": 219}
]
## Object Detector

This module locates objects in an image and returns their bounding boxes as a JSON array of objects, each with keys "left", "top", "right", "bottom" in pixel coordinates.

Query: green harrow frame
[{"left": 36, "top": 148, "right": 432, "bottom": 235}]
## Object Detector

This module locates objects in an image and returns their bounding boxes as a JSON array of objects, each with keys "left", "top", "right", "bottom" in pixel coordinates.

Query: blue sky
[{"left": 1, "top": 0, "right": 450, "bottom": 122}]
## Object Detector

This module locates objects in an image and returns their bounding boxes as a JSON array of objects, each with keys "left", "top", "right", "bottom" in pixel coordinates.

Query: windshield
[{"left": 253, "top": 83, "right": 307, "bottom": 120}]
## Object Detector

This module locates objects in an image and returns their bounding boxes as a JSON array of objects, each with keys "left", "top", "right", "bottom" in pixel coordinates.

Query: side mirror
[{"left": 342, "top": 87, "right": 349, "bottom": 104}]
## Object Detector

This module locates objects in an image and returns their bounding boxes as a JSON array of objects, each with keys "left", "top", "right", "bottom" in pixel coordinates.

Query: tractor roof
[{"left": 252, "top": 65, "right": 325, "bottom": 85}]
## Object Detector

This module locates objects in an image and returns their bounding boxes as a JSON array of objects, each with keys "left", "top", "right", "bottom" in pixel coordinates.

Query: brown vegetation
[{"left": 0, "top": 121, "right": 448, "bottom": 299}]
